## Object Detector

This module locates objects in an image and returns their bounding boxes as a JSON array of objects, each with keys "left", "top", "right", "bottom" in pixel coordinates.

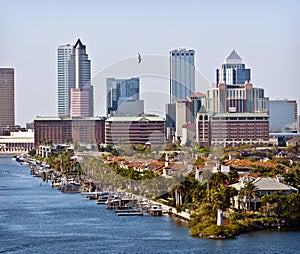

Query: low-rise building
[
  {"left": 196, "top": 108, "right": 269, "bottom": 147},
  {"left": 0, "top": 130, "right": 34, "bottom": 154},
  {"left": 231, "top": 176, "right": 298, "bottom": 211},
  {"left": 34, "top": 116, "right": 106, "bottom": 147},
  {"left": 105, "top": 116, "right": 165, "bottom": 145}
]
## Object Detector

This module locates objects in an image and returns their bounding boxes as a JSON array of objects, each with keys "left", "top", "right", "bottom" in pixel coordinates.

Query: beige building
[
  {"left": 175, "top": 100, "right": 193, "bottom": 140},
  {"left": 0, "top": 130, "right": 34, "bottom": 154}
]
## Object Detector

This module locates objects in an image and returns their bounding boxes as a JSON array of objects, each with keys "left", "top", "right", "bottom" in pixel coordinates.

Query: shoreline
[
  {"left": 192, "top": 224, "right": 300, "bottom": 240},
  {"left": 17, "top": 154, "right": 192, "bottom": 221},
  {"left": 14, "top": 153, "right": 300, "bottom": 240}
]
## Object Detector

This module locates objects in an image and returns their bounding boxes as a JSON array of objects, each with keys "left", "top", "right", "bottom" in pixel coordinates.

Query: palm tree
[
  {"left": 239, "top": 182, "right": 259, "bottom": 211},
  {"left": 210, "top": 172, "right": 228, "bottom": 187}
]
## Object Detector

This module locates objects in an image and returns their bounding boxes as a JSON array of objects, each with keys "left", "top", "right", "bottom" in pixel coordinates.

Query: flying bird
[{"left": 138, "top": 53, "right": 142, "bottom": 64}]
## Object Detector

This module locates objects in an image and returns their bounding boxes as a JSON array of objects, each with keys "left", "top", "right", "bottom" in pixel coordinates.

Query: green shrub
[
  {"left": 201, "top": 224, "right": 236, "bottom": 238},
  {"left": 189, "top": 220, "right": 214, "bottom": 236}
]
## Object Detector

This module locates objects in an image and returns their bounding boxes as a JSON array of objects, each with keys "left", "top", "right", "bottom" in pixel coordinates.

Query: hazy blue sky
[{"left": 1, "top": 0, "right": 299, "bottom": 126}]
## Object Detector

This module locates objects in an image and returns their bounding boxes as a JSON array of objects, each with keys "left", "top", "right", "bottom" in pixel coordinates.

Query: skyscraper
[
  {"left": 0, "top": 68, "right": 14, "bottom": 128},
  {"left": 69, "top": 39, "right": 93, "bottom": 117},
  {"left": 269, "top": 99, "right": 298, "bottom": 133},
  {"left": 209, "top": 50, "right": 267, "bottom": 114},
  {"left": 170, "top": 48, "right": 195, "bottom": 104},
  {"left": 106, "top": 77, "right": 140, "bottom": 116},
  {"left": 205, "top": 82, "right": 268, "bottom": 114},
  {"left": 216, "top": 50, "right": 251, "bottom": 85},
  {"left": 57, "top": 44, "right": 73, "bottom": 116},
  {"left": 70, "top": 88, "right": 91, "bottom": 118},
  {"left": 197, "top": 50, "right": 269, "bottom": 147}
]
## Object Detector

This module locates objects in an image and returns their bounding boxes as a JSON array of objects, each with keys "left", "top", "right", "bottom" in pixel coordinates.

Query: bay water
[{"left": 0, "top": 155, "right": 299, "bottom": 254}]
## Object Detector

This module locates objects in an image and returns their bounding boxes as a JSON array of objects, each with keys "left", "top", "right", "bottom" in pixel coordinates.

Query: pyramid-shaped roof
[
  {"left": 74, "top": 39, "right": 85, "bottom": 49},
  {"left": 225, "top": 50, "right": 242, "bottom": 64}
]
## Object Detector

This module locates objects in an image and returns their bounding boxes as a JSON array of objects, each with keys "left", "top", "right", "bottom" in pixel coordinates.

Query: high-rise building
[
  {"left": 216, "top": 50, "right": 251, "bottom": 85},
  {"left": 196, "top": 50, "right": 269, "bottom": 147},
  {"left": 0, "top": 68, "right": 15, "bottom": 129},
  {"left": 170, "top": 48, "right": 195, "bottom": 104},
  {"left": 70, "top": 88, "right": 91, "bottom": 117},
  {"left": 207, "top": 51, "right": 267, "bottom": 114},
  {"left": 175, "top": 100, "right": 193, "bottom": 139},
  {"left": 206, "top": 82, "right": 268, "bottom": 114},
  {"left": 106, "top": 77, "right": 140, "bottom": 116},
  {"left": 115, "top": 100, "right": 144, "bottom": 117},
  {"left": 57, "top": 44, "right": 73, "bottom": 116},
  {"left": 69, "top": 39, "right": 93, "bottom": 117},
  {"left": 269, "top": 99, "right": 298, "bottom": 133}
]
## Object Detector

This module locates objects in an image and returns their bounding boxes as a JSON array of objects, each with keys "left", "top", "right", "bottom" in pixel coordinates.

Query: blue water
[{"left": 0, "top": 155, "right": 300, "bottom": 254}]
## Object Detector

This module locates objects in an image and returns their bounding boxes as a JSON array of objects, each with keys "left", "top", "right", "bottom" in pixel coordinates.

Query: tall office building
[
  {"left": 170, "top": 48, "right": 195, "bottom": 104},
  {"left": 69, "top": 39, "right": 93, "bottom": 117},
  {"left": 269, "top": 99, "right": 298, "bottom": 133},
  {"left": 197, "top": 50, "right": 269, "bottom": 147},
  {"left": 70, "top": 88, "right": 91, "bottom": 117},
  {"left": 57, "top": 44, "right": 73, "bottom": 116},
  {"left": 216, "top": 50, "right": 251, "bottom": 86},
  {"left": 106, "top": 77, "right": 140, "bottom": 116},
  {"left": 208, "top": 51, "right": 267, "bottom": 114},
  {"left": 0, "top": 68, "right": 15, "bottom": 128},
  {"left": 175, "top": 100, "right": 193, "bottom": 139},
  {"left": 206, "top": 82, "right": 268, "bottom": 114}
]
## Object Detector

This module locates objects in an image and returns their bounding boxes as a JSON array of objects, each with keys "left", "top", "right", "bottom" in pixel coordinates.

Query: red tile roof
[{"left": 189, "top": 92, "right": 205, "bottom": 98}]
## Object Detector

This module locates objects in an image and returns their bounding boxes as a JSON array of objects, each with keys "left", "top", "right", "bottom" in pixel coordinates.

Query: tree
[
  {"left": 210, "top": 172, "right": 228, "bottom": 187},
  {"left": 194, "top": 157, "right": 205, "bottom": 167},
  {"left": 228, "top": 169, "right": 239, "bottom": 184},
  {"left": 239, "top": 182, "right": 259, "bottom": 211}
]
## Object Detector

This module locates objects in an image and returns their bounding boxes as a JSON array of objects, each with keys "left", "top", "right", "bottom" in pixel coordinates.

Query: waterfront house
[{"left": 231, "top": 176, "right": 298, "bottom": 211}]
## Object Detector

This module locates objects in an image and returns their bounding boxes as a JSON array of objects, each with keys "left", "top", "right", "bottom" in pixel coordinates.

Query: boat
[
  {"left": 97, "top": 191, "right": 109, "bottom": 204},
  {"left": 82, "top": 191, "right": 102, "bottom": 200},
  {"left": 116, "top": 210, "right": 143, "bottom": 216},
  {"left": 59, "top": 181, "right": 81, "bottom": 193},
  {"left": 105, "top": 195, "right": 137, "bottom": 210},
  {"left": 149, "top": 203, "right": 163, "bottom": 216},
  {"left": 114, "top": 204, "right": 143, "bottom": 216}
]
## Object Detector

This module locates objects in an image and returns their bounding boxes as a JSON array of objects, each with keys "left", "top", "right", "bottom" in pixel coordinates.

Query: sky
[{"left": 1, "top": 0, "right": 300, "bottom": 126}]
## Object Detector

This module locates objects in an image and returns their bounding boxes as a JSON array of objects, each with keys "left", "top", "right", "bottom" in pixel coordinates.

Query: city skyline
[{"left": 1, "top": 0, "right": 299, "bottom": 126}]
